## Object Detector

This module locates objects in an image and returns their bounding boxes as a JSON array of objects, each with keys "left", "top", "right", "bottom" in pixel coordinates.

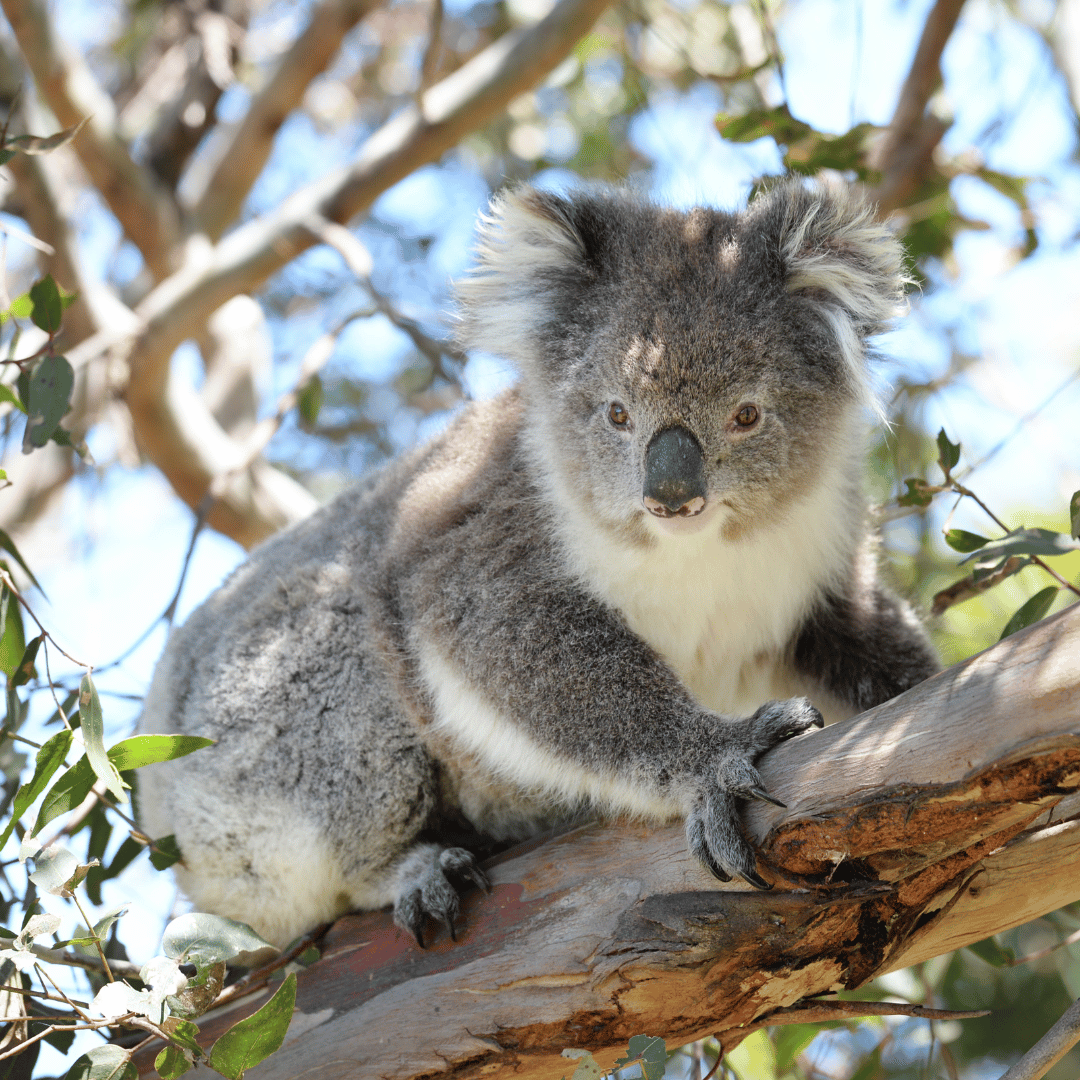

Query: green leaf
[
  {"left": 23, "top": 352, "right": 75, "bottom": 449},
  {"left": 0, "top": 293, "right": 33, "bottom": 326},
  {"left": 897, "top": 478, "right": 937, "bottom": 508},
  {"left": 106, "top": 734, "right": 214, "bottom": 771},
  {"left": 33, "top": 755, "right": 96, "bottom": 834},
  {"left": 29, "top": 276, "right": 63, "bottom": 333},
  {"left": 8, "top": 118, "right": 88, "bottom": 156},
  {"left": 0, "top": 729, "right": 73, "bottom": 849},
  {"left": 154, "top": 1047, "right": 192, "bottom": 1079},
  {"left": 298, "top": 374, "right": 323, "bottom": 427},
  {"left": 562, "top": 1051, "right": 601, "bottom": 1080},
  {"left": 0, "top": 528, "right": 43, "bottom": 593},
  {"left": 0, "top": 384, "right": 25, "bottom": 412},
  {"left": 79, "top": 673, "right": 126, "bottom": 802},
  {"left": 164, "top": 1018, "right": 203, "bottom": 1057},
  {"left": 960, "top": 527, "right": 1080, "bottom": 564},
  {"left": 1070, "top": 490, "right": 1079, "bottom": 541},
  {"left": 966, "top": 935, "right": 1015, "bottom": 966},
  {"left": 150, "top": 833, "right": 183, "bottom": 870},
  {"left": 162, "top": 913, "right": 276, "bottom": 966},
  {"left": 717, "top": 103, "right": 812, "bottom": 145},
  {"left": 936, "top": 428, "right": 961, "bottom": 475},
  {"left": 62, "top": 1045, "right": 138, "bottom": 1080},
  {"left": 774, "top": 1023, "right": 820, "bottom": 1067},
  {"left": 615, "top": 1035, "right": 667, "bottom": 1080},
  {"left": 43, "top": 1024, "right": 77, "bottom": 1054},
  {"left": 944, "top": 529, "right": 991, "bottom": 553},
  {"left": 207, "top": 972, "right": 296, "bottom": 1080},
  {"left": 1000, "top": 586, "right": 1059, "bottom": 641},
  {"left": 11, "top": 631, "right": 43, "bottom": 687},
  {"left": 0, "top": 586, "right": 26, "bottom": 680}
]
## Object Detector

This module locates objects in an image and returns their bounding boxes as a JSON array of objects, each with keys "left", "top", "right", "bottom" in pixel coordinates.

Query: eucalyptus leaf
[
  {"left": 615, "top": 1035, "right": 667, "bottom": 1080},
  {"left": 8, "top": 118, "right": 88, "bottom": 156},
  {"left": 162, "top": 912, "right": 275, "bottom": 966},
  {"left": 79, "top": 673, "right": 126, "bottom": 802},
  {"left": 1000, "top": 586, "right": 1059, "bottom": 640},
  {"left": 0, "top": 528, "right": 43, "bottom": 593},
  {"left": 0, "top": 728, "right": 73, "bottom": 849},
  {"left": 206, "top": 973, "right": 296, "bottom": 1080},
  {"left": 1070, "top": 490, "right": 1079, "bottom": 541},
  {"left": 28, "top": 275, "right": 63, "bottom": 333},
  {"left": 33, "top": 754, "right": 96, "bottom": 834},
  {"left": 936, "top": 428, "right": 961, "bottom": 474},
  {"left": 960, "top": 528, "right": 1080, "bottom": 564},
  {"left": 28, "top": 843, "right": 79, "bottom": 895},
  {"left": 150, "top": 833, "right": 183, "bottom": 870},
  {"left": 966, "top": 935, "right": 1015, "bottom": 966},
  {"left": 23, "top": 352, "right": 75, "bottom": 450},
  {"left": 154, "top": 1046, "right": 192, "bottom": 1079},
  {"left": 106, "top": 733, "right": 214, "bottom": 770},
  {"left": 944, "top": 529, "right": 990, "bottom": 553}
]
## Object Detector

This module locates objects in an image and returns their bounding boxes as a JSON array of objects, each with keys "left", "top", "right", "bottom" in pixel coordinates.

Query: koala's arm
[
  {"left": 792, "top": 574, "right": 941, "bottom": 714},
  {"left": 403, "top": 545, "right": 820, "bottom": 887}
]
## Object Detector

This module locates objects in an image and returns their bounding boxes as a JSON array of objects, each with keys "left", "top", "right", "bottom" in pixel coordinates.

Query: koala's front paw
[
  {"left": 686, "top": 697, "right": 823, "bottom": 890},
  {"left": 393, "top": 845, "right": 490, "bottom": 948}
]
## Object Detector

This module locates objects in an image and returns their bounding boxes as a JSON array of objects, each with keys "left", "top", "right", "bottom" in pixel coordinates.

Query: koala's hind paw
[{"left": 392, "top": 845, "right": 490, "bottom": 948}]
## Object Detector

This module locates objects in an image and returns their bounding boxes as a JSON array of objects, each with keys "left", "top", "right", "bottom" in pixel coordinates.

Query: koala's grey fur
[{"left": 137, "top": 179, "right": 940, "bottom": 949}]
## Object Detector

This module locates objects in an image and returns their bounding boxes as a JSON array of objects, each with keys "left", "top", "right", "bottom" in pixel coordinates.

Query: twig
[
  {"left": 998, "top": 997, "right": 1080, "bottom": 1080},
  {"left": 70, "top": 891, "right": 114, "bottom": 983},
  {"left": 30, "top": 943, "right": 141, "bottom": 980},
  {"left": 0, "top": 570, "right": 90, "bottom": 669},
  {"left": 1007, "top": 924, "right": 1080, "bottom": 968}
]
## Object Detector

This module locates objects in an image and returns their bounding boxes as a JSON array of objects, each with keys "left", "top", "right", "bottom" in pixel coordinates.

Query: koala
[{"left": 137, "top": 179, "right": 939, "bottom": 950}]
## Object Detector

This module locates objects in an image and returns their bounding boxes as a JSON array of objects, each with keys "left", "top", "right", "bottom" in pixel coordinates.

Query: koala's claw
[
  {"left": 393, "top": 845, "right": 487, "bottom": 947},
  {"left": 738, "top": 868, "right": 772, "bottom": 891},
  {"left": 747, "top": 786, "right": 786, "bottom": 809}
]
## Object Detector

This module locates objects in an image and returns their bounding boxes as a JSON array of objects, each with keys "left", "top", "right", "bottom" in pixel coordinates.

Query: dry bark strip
[{"left": 137, "top": 603, "right": 1080, "bottom": 1078}]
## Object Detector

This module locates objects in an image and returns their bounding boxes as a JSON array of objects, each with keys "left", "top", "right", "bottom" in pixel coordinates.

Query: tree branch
[
  {"left": 134, "top": 604, "right": 1080, "bottom": 1079},
  {"left": 870, "top": 0, "right": 966, "bottom": 214},
  {"left": 0, "top": 0, "right": 183, "bottom": 280},
  {"left": 189, "top": 0, "right": 383, "bottom": 240},
  {"left": 89, "top": 0, "right": 609, "bottom": 548}
]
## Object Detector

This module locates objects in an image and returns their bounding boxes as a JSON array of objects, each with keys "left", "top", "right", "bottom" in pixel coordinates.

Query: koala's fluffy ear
[
  {"left": 456, "top": 187, "right": 598, "bottom": 371},
  {"left": 752, "top": 180, "right": 909, "bottom": 403}
]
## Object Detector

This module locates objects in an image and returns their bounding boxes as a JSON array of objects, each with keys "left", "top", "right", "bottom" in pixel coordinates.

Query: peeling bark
[{"left": 133, "top": 603, "right": 1080, "bottom": 1078}]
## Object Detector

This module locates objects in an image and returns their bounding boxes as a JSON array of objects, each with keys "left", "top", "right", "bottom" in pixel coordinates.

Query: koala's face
[{"left": 459, "top": 182, "right": 905, "bottom": 543}]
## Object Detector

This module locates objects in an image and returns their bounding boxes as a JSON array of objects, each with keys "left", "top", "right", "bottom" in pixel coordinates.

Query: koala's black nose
[{"left": 643, "top": 426, "right": 707, "bottom": 518}]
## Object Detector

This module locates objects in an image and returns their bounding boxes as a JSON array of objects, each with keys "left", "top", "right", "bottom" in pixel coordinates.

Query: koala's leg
[
  {"left": 792, "top": 582, "right": 941, "bottom": 713},
  {"left": 138, "top": 604, "right": 487, "bottom": 949},
  {"left": 407, "top": 560, "right": 823, "bottom": 890}
]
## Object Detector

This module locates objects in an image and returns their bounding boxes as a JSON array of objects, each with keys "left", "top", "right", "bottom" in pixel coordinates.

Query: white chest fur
[{"left": 555, "top": 473, "right": 856, "bottom": 718}]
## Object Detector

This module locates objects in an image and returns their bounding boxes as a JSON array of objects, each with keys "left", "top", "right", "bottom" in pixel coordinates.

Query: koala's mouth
[{"left": 642, "top": 496, "right": 723, "bottom": 539}]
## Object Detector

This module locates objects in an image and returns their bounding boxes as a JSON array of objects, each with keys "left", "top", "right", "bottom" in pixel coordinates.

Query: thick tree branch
[
  {"left": 82, "top": 0, "right": 610, "bottom": 548},
  {"left": 135, "top": 604, "right": 1080, "bottom": 1079},
  {"left": 189, "top": 0, "right": 382, "bottom": 239},
  {"left": 0, "top": 0, "right": 183, "bottom": 279},
  {"left": 871, "top": 0, "right": 966, "bottom": 214}
]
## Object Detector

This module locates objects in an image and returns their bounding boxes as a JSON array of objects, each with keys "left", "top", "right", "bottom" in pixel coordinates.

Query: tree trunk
[{"left": 139, "top": 603, "right": 1080, "bottom": 1079}]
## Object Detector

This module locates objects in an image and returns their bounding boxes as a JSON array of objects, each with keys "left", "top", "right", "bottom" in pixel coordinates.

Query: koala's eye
[
  {"left": 608, "top": 402, "right": 630, "bottom": 428},
  {"left": 734, "top": 404, "right": 759, "bottom": 428}
]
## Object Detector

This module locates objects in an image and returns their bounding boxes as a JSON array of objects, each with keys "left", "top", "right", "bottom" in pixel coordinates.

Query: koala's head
[{"left": 457, "top": 179, "right": 906, "bottom": 543}]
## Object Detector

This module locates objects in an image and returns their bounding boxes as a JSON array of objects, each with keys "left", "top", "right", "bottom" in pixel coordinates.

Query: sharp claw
[
  {"left": 412, "top": 926, "right": 425, "bottom": 949},
  {"left": 749, "top": 787, "right": 786, "bottom": 809},
  {"left": 470, "top": 869, "right": 491, "bottom": 893},
  {"left": 739, "top": 868, "right": 772, "bottom": 891}
]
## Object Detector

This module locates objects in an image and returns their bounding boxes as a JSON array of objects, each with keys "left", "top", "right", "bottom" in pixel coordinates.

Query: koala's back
[{"left": 138, "top": 395, "right": 546, "bottom": 946}]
